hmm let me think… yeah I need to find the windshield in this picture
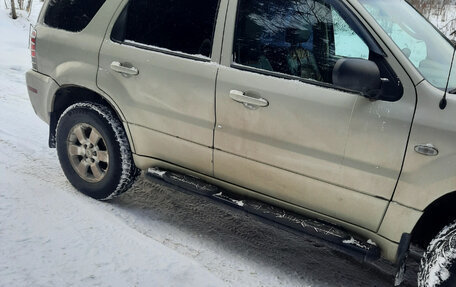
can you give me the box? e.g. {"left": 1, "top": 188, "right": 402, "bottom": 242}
{"left": 358, "top": 0, "right": 455, "bottom": 90}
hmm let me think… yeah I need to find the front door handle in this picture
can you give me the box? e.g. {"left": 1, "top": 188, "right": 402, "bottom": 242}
{"left": 110, "top": 61, "right": 139, "bottom": 75}
{"left": 229, "top": 90, "right": 269, "bottom": 108}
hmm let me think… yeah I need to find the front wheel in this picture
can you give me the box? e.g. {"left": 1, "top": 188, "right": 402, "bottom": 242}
{"left": 418, "top": 221, "right": 456, "bottom": 287}
{"left": 56, "top": 102, "right": 139, "bottom": 200}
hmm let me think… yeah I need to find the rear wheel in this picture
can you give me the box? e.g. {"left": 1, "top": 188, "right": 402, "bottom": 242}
{"left": 418, "top": 221, "right": 456, "bottom": 287}
{"left": 56, "top": 102, "right": 140, "bottom": 200}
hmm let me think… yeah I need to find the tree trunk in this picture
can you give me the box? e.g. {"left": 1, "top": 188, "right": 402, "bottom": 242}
{"left": 26, "top": 0, "right": 32, "bottom": 13}
{"left": 10, "top": 0, "right": 17, "bottom": 19}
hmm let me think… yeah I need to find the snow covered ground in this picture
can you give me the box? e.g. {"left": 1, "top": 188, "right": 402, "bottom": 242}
{"left": 0, "top": 4, "right": 225, "bottom": 287}
{"left": 0, "top": 2, "right": 439, "bottom": 287}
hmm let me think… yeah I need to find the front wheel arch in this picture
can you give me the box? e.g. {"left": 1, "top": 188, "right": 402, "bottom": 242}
{"left": 411, "top": 191, "right": 456, "bottom": 250}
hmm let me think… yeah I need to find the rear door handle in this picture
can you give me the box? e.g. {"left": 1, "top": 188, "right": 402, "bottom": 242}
{"left": 110, "top": 61, "right": 139, "bottom": 75}
{"left": 229, "top": 90, "right": 269, "bottom": 108}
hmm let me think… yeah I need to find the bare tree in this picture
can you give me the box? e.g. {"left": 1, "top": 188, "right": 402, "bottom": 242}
{"left": 10, "top": 0, "right": 17, "bottom": 19}
{"left": 26, "top": 0, "right": 32, "bottom": 13}
{"left": 8, "top": 0, "right": 35, "bottom": 19}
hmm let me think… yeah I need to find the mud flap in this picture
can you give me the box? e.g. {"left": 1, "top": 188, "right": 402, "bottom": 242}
{"left": 394, "top": 233, "right": 412, "bottom": 286}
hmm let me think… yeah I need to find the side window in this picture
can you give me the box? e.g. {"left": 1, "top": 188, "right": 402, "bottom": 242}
{"left": 362, "top": 4, "right": 426, "bottom": 68}
{"left": 113, "top": 0, "right": 220, "bottom": 58}
{"left": 233, "top": 0, "right": 371, "bottom": 84}
{"left": 333, "top": 10, "right": 369, "bottom": 59}
{"left": 44, "top": 0, "right": 105, "bottom": 32}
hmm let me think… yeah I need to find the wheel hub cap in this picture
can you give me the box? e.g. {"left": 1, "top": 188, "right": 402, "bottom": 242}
{"left": 67, "top": 123, "right": 109, "bottom": 183}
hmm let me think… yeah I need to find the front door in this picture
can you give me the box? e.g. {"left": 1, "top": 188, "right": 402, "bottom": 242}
{"left": 214, "top": 0, "right": 415, "bottom": 230}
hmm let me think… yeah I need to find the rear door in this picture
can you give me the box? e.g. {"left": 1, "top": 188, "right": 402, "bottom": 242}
{"left": 214, "top": 0, "right": 415, "bottom": 230}
{"left": 97, "top": 0, "right": 226, "bottom": 175}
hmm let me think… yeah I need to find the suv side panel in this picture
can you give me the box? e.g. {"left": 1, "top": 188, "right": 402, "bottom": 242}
{"left": 25, "top": 70, "right": 59, "bottom": 124}
{"left": 36, "top": 0, "right": 122, "bottom": 92}
{"left": 394, "top": 80, "right": 456, "bottom": 210}
{"left": 379, "top": 202, "right": 423, "bottom": 243}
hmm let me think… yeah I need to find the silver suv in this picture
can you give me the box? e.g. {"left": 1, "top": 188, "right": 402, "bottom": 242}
{"left": 26, "top": 0, "right": 456, "bottom": 285}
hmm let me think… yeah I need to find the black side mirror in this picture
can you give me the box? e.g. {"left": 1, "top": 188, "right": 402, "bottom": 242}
{"left": 332, "top": 58, "right": 382, "bottom": 100}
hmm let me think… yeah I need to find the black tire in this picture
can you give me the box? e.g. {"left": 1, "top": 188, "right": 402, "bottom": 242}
{"left": 418, "top": 221, "right": 456, "bottom": 287}
{"left": 56, "top": 102, "right": 140, "bottom": 200}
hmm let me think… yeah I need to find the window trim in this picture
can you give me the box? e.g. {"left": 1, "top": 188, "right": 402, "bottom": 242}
{"left": 231, "top": 0, "right": 385, "bottom": 61}
{"left": 231, "top": 0, "right": 385, "bottom": 63}
{"left": 114, "top": 40, "right": 212, "bottom": 63}
{"left": 43, "top": 0, "right": 106, "bottom": 33}
{"left": 231, "top": 62, "right": 364, "bottom": 96}
{"left": 109, "top": 0, "right": 221, "bottom": 63}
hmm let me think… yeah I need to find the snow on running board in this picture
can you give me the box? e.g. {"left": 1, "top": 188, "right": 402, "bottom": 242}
{"left": 148, "top": 168, "right": 167, "bottom": 178}
{"left": 213, "top": 192, "right": 245, "bottom": 207}
{"left": 343, "top": 237, "right": 369, "bottom": 249}
{"left": 367, "top": 239, "right": 377, "bottom": 246}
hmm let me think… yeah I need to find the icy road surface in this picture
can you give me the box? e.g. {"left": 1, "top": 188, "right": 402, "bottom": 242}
{"left": 0, "top": 3, "right": 420, "bottom": 287}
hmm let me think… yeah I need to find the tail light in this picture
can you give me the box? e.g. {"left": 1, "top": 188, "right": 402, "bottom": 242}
{"left": 30, "top": 27, "right": 37, "bottom": 70}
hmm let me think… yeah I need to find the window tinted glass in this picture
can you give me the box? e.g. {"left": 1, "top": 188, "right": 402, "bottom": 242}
{"left": 234, "top": 0, "right": 370, "bottom": 84}
{"left": 359, "top": 0, "right": 453, "bottom": 90}
{"left": 44, "top": 0, "right": 105, "bottom": 32}
{"left": 119, "top": 0, "right": 220, "bottom": 57}
{"left": 333, "top": 10, "right": 369, "bottom": 59}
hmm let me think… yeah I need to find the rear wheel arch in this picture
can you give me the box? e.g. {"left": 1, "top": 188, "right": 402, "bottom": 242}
{"left": 49, "top": 85, "right": 131, "bottom": 150}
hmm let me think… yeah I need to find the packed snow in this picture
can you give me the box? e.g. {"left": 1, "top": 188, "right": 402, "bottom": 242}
{"left": 342, "top": 237, "right": 368, "bottom": 249}
{"left": 2, "top": 1, "right": 452, "bottom": 286}
{"left": 213, "top": 192, "right": 245, "bottom": 207}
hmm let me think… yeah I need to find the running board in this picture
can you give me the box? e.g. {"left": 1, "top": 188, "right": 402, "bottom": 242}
{"left": 146, "top": 168, "right": 381, "bottom": 263}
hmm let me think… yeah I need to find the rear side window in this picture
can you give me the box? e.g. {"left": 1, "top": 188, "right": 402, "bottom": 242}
{"left": 112, "top": 0, "right": 220, "bottom": 57}
{"left": 44, "top": 0, "right": 105, "bottom": 32}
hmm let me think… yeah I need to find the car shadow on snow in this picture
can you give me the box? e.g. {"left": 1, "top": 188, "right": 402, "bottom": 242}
{"left": 109, "top": 174, "right": 419, "bottom": 287}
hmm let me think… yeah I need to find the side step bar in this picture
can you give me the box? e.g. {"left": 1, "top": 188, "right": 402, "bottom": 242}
{"left": 146, "top": 168, "right": 381, "bottom": 263}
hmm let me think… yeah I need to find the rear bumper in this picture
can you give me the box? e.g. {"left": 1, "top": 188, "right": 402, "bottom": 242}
{"left": 25, "top": 70, "right": 59, "bottom": 124}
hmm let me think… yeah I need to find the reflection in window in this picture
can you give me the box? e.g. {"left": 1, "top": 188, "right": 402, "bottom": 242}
{"left": 363, "top": 4, "right": 426, "bottom": 67}
{"left": 359, "top": 0, "right": 454, "bottom": 90}
{"left": 117, "top": 0, "right": 219, "bottom": 57}
{"left": 44, "top": 0, "right": 105, "bottom": 32}
{"left": 333, "top": 10, "right": 369, "bottom": 59}
{"left": 234, "top": 0, "right": 370, "bottom": 84}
